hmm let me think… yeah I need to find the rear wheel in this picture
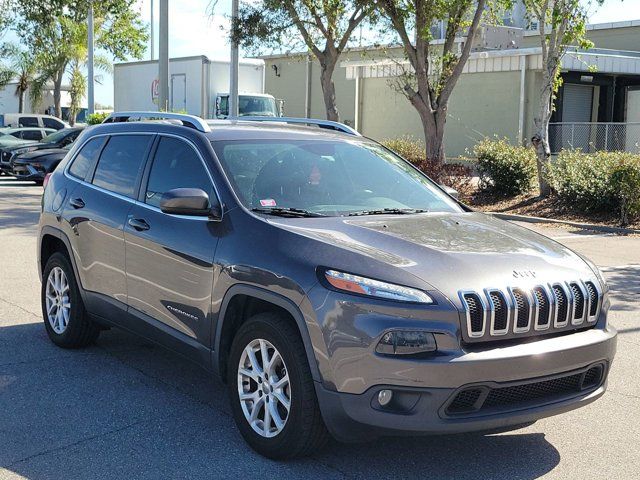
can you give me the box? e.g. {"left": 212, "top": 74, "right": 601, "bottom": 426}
{"left": 41, "top": 252, "right": 100, "bottom": 348}
{"left": 227, "top": 313, "right": 329, "bottom": 459}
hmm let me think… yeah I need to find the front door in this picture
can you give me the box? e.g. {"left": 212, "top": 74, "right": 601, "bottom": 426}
{"left": 170, "top": 74, "right": 187, "bottom": 112}
{"left": 124, "top": 135, "right": 220, "bottom": 343}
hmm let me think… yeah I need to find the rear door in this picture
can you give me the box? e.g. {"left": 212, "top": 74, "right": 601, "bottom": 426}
{"left": 63, "top": 133, "right": 154, "bottom": 304}
{"left": 124, "top": 135, "right": 219, "bottom": 342}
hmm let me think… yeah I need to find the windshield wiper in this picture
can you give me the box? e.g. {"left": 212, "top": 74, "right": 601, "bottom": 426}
{"left": 251, "top": 207, "right": 326, "bottom": 218}
{"left": 347, "top": 208, "right": 429, "bottom": 217}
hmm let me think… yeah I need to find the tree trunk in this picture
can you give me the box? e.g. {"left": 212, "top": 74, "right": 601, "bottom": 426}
{"left": 53, "top": 72, "right": 63, "bottom": 119}
{"left": 319, "top": 57, "right": 339, "bottom": 122}
{"left": 18, "top": 90, "right": 24, "bottom": 113}
{"left": 533, "top": 70, "right": 554, "bottom": 197}
{"left": 424, "top": 109, "right": 446, "bottom": 165}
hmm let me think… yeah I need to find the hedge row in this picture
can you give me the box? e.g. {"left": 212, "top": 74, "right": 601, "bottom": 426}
{"left": 548, "top": 150, "right": 640, "bottom": 226}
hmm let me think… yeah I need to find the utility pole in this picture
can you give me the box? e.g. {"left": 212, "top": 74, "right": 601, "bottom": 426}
{"left": 150, "top": 0, "right": 155, "bottom": 60}
{"left": 229, "top": 0, "right": 239, "bottom": 117}
{"left": 87, "top": 0, "right": 95, "bottom": 115}
{"left": 158, "top": 0, "right": 169, "bottom": 111}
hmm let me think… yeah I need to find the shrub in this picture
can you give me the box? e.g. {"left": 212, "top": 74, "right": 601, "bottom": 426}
{"left": 473, "top": 138, "right": 536, "bottom": 196}
{"left": 548, "top": 150, "right": 640, "bottom": 225}
{"left": 382, "top": 136, "right": 474, "bottom": 198}
{"left": 86, "top": 112, "right": 109, "bottom": 125}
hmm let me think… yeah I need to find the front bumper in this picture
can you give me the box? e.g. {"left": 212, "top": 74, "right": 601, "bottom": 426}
{"left": 315, "top": 326, "right": 616, "bottom": 441}
{"left": 11, "top": 163, "right": 45, "bottom": 181}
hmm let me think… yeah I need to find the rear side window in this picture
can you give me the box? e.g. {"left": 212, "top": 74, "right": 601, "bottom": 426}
{"left": 43, "top": 117, "right": 64, "bottom": 129}
{"left": 21, "top": 130, "right": 44, "bottom": 141}
{"left": 145, "top": 136, "right": 213, "bottom": 208}
{"left": 92, "top": 135, "right": 152, "bottom": 197}
{"left": 69, "top": 137, "right": 106, "bottom": 180}
{"left": 19, "top": 117, "right": 39, "bottom": 127}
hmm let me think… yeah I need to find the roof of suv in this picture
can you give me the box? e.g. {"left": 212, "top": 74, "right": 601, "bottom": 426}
{"left": 203, "top": 120, "right": 364, "bottom": 142}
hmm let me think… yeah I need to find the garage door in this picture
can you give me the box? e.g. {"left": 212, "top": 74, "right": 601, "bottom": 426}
{"left": 625, "top": 88, "right": 640, "bottom": 151}
{"left": 561, "top": 84, "right": 594, "bottom": 151}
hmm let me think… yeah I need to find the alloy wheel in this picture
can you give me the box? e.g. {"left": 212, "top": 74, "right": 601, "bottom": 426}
{"left": 237, "top": 338, "right": 291, "bottom": 438}
{"left": 45, "top": 266, "right": 71, "bottom": 334}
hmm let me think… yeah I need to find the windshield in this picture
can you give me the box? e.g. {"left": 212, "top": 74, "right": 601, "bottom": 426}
{"left": 212, "top": 139, "right": 462, "bottom": 216}
{"left": 42, "top": 129, "right": 70, "bottom": 143}
{"left": 238, "top": 96, "right": 277, "bottom": 117}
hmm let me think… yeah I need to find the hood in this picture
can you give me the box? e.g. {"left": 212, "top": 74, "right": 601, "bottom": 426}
{"left": 268, "top": 212, "right": 594, "bottom": 299}
{"left": 15, "top": 148, "right": 67, "bottom": 163}
{"left": 0, "top": 137, "right": 33, "bottom": 148}
{"left": 6, "top": 141, "right": 47, "bottom": 152}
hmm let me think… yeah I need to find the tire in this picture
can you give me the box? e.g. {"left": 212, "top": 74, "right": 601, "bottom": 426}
{"left": 227, "top": 312, "right": 329, "bottom": 459}
{"left": 41, "top": 252, "right": 100, "bottom": 348}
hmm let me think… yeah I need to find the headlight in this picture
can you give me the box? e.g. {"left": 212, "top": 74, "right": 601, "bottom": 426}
{"left": 13, "top": 147, "right": 32, "bottom": 155}
{"left": 323, "top": 269, "right": 433, "bottom": 304}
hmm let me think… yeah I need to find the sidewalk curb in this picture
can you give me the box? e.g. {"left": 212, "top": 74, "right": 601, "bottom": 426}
{"left": 490, "top": 212, "right": 640, "bottom": 235}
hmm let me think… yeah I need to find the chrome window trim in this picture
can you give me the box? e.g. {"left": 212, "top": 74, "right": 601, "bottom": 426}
{"left": 459, "top": 290, "right": 487, "bottom": 338}
{"left": 484, "top": 288, "right": 510, "bottom": 336}
{"left": 63, "top": 131, "right": 223, "bottom": 223}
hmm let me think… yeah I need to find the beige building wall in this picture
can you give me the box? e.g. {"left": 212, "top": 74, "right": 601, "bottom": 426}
{"left": 264, "top": 53, "right": 525, "bottom": 158}
{"left": 521, "top": 24, "right": 640, "bottom": 50}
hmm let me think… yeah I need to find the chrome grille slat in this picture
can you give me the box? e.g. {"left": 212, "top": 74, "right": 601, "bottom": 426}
{"left": 460, "top": 279, "right": 602, "bottom": 342}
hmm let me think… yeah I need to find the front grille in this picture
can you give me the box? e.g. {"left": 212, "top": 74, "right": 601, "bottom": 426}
{"left": 512, "top": 289, "right": 529, "bottom": 330}
{"left": 446, "top": 388, "right": 482, "bottom": 414}
{"left": 489, "top": 291, "right": 508, "bottom": 332}
{"left": 584, "top": 281, "right": 599, "bottom": 318}
{"left": 445, "top": 364, "right": 605, "bottom": 416}
{"left": 533, "top": 287, "right": 550, "bottom": 327}
{"left": 570, "top": 283, "right": 586, "bottom": 321}
{"left": 462, "top": 293, "right": 485, "bottom": 336}
{"left": 552, "top": 284, "right": 569, "bottom": 325}
{"left": 460, "top": 280, "right": 601, "bottom": 342}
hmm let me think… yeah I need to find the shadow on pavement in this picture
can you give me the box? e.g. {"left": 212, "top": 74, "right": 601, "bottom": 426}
{"left": 605, "top": 266, "right": 640, "bottom": 312}
{"left": 0, "top": 186, "right": 42, "bottom": 234}
{"left": 0, "top": 322, "right": 561, "bottom": 480}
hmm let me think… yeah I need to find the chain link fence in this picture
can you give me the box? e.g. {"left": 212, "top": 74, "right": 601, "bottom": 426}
{"left": 549, "top": 122, "right": 640, "bottom": 154}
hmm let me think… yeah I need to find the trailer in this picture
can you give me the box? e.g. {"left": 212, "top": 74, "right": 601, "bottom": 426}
{"left": 114, "top": 55, "right": 280, "bottom": 118}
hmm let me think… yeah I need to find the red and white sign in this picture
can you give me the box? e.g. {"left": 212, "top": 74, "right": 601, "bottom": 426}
{"left": 151, "top": 79, "right": 160, "bottom": 104}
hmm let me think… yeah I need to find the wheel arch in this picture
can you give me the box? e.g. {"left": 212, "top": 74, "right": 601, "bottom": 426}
{"left": 39, "top": 227, "right": 86, "bottom": 301}
{"left": 213, "top": 284, "right": 321, "bottom": 384}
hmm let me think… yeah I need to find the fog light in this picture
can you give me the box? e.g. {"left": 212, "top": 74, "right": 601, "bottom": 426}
{"left": 376, "top": 331, "right": 437, "bottom": 355}
{"left": 378, "top": 389, "right": 393, "bottom": 406}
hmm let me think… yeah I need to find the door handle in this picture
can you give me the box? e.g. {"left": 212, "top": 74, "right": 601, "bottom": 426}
{"left": 128, "top": 217, "right": 150, "bottom": 231}
{"left": 69, "top": 197, "right": 85, "bottom": 209}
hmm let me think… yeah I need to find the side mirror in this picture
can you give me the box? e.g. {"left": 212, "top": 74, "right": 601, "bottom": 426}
{"left": 441, "top": 185, "right": 459, "bottom": 200}
{"left": 160, "top": 188, "right": 222, "bottom": 220}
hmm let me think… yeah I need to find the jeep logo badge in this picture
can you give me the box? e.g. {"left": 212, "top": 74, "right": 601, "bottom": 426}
{"left": 513, "top": 270, "right": 536, "bottom": 279}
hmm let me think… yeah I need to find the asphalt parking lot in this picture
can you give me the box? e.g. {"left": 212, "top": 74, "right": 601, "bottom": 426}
{"left": 0, "top": 176, "right": 638, "bottom": 480}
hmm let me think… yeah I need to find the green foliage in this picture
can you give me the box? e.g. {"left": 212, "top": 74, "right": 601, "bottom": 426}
{"left": 474, "top": 138, "right": 536, "bottom": 196}
{"left": 16, "top": 0, "right": 146, "bottom": 117}
{"left": 382, "top": 136, "right": 474, "bottom": 197}
{"left": 548, "top": 150, "right": 640, "bottom": 226}
{"left": 86, "top": 112, "right": 109, "bottom": 125}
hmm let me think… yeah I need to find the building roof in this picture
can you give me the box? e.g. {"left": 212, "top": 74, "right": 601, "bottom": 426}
{"left": 341, "top": 47, "right": 640, "bottom": 78}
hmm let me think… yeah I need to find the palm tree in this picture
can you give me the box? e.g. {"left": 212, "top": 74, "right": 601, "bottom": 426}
{"left": 29, "top": 17, "right": 110, "bottom": 121}
{"left": 12, "top": 50, "right": 38, "bottom": 113}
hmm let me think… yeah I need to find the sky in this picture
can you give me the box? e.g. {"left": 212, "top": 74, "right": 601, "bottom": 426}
{"left": 16, "top": 0, "right": 640, "bottom": 106}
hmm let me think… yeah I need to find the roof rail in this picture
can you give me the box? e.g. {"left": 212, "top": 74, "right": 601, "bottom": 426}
{"left": 227, "top": 116, "right": 361, "bottom": 136}
{"left": 103, "top": 111, "right": 211, "bottom": 133}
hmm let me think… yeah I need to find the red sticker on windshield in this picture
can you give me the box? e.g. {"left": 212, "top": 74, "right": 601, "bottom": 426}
{"left": 260, "top": 198, "right": 277, "bottom": 207}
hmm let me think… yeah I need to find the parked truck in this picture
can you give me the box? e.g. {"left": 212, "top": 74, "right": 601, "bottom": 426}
{"left": 113, "top": 55, "right": 281, "bottom": 118}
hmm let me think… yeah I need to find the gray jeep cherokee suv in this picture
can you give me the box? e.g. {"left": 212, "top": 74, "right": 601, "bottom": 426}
{"left": 38, "top": 113, "right": 617, "bottom": 459}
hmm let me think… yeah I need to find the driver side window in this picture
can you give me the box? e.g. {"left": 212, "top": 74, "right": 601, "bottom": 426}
{"left": 145, "top": 136, "right": 214, "bottom": 208}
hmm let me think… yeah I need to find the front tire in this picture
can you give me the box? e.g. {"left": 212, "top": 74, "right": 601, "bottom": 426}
{"left": 41, "top": 252, "right": 100, "bottom": 348}
{"left": 227, "top": 313, "right": 329, "bottom": 459}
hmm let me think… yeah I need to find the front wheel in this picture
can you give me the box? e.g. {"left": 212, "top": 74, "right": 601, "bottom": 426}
{"left": 227, "top": 313, "right": 329, "bottom": 459}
